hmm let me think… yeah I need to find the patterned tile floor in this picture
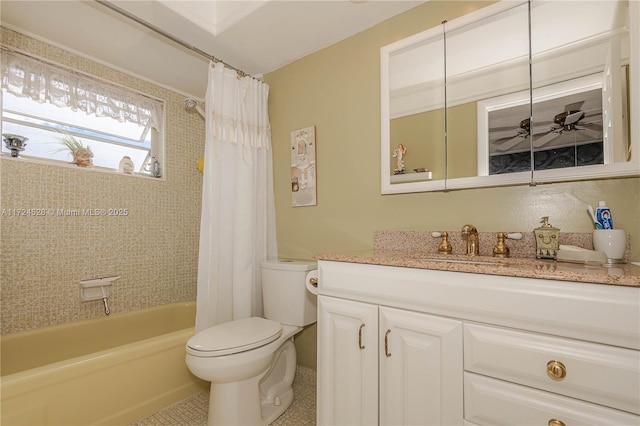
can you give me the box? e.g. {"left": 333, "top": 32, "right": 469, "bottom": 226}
{"left": 130, "top": 366, "right": 316, "bottom": 426}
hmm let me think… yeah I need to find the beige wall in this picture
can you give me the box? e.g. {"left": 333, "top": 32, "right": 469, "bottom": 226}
{"left": 390, "top": 101, "right": 478, "bottom": 180}
{"left": 265, "top": 1, "right": 640, "bottom": 369}
{"left": 391, "top": 110, "right": 445, "bottom": 180}
{"left": 447, "top": 102, "right": 478, "bottom": 179}
{"left": 0, "top": 29, "right": 205, "bottom": 334}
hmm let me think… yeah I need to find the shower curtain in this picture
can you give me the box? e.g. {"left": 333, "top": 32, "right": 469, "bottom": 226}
{"left": 195, "top": 62, "right": 277, "bottom": 333}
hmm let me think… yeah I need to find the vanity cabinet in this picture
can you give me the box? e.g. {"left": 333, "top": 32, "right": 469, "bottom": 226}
{"left": 316, "top": 260, "right": 640, "bottom": 426}
{"left": 317, "top": 296, "right": 463, "bottom": 425}
{"left": 317, "top": 296, "right": 378, "bottom": 425}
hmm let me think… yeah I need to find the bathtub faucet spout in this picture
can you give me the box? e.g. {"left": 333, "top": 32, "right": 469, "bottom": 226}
{"left": 100, "top": 286, "right": 111, "bottom": 315}
{"left": 79, "top": 276, "right": 118, "bottom": 315}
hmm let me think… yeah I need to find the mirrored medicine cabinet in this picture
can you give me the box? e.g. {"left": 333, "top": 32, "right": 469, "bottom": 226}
{"left": 381, "top": 0, "right": 640, "bottom": 194}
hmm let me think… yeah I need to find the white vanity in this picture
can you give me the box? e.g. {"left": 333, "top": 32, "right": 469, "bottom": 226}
{"left": 315, "top": 258, "right": 640, "bottom": 425}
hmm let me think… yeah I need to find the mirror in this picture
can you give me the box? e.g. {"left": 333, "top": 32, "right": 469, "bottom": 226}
{"left": 381, "top": 0, "right": 639, "bottom": 194}
{"left": 382, "top": 31, "right": 446, "bottom": 191}
{"left": 445, "top": 2, "right": 530, "bottom": 185}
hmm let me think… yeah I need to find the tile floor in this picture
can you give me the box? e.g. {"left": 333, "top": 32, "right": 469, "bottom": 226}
{"left": 130, "top": 366, "right": 316, "bottom": 426}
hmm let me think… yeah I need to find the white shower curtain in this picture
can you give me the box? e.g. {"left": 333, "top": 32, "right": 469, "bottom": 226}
{"left": 195, "top": 62, "right": 278, "bottom": 333}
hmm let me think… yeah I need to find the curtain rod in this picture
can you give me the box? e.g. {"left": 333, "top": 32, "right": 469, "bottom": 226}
{"left": 94, "top": 0, "right": 258, "bottom": 80}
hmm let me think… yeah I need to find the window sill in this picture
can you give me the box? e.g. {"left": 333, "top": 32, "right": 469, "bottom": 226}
{"left": 0, "top": 153, "right": 165, "bottom": 181}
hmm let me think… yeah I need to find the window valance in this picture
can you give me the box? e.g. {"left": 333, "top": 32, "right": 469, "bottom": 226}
{"left": 206, "top": 62, "right": 271, "bottom": 149}
{"left": 1, "top": 49, "right": 162, "bottom": 132}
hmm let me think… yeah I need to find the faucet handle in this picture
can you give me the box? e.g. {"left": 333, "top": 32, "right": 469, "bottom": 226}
{"left": 492, "top": 232, "right": 522, "bottom": 258}
{"left": 432, "top": 231, "right": 452, "bottom": 254}
{"left": 493, "top": 232, "right": 510, "bottom": 258}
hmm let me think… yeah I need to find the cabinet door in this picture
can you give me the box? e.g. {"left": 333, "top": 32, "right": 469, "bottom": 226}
{"left": 317, "top": 296, "right": 378, "bottom": 426}
{"left": 379, "top": 306, "right": 464, "bottom": 426}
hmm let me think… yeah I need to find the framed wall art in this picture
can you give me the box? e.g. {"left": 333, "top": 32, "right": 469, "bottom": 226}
{"left": 290, "top": 126, "right": 317, "bottom": 207}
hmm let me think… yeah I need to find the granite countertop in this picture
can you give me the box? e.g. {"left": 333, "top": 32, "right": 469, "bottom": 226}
{"left": 313, "top": 250, "right": 640, "bottom": 287}
{"left": 314, "top": 230, "right": 640, "bottom": 287}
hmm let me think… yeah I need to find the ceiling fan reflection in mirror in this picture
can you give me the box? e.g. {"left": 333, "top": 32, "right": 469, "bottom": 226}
{"left": 533, "top": 101, "right": 603, "bottom": 147}
{"left": 490, "top": 90, "right": 603, "bottom": 154}
{"left": 490, "top": 118, "right": 532, "bottom": 152}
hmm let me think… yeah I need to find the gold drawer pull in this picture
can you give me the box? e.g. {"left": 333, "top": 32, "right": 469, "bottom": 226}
{"left": 384, "top": 329, "right": 391, "bottom": 357}
{"left": 548, "top": 418, "right": 566, "bottom": 426}
{"left": 358, "top": 323, "right": 365, "bottom": 350}
{"left": 546, "top": 360, "right": 567, "bottom": 380}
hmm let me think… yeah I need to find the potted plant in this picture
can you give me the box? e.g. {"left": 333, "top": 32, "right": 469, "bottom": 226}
{"left": 56, "top": 133, "right": 94, "bottom": 168}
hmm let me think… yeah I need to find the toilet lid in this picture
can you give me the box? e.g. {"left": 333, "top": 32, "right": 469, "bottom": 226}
{"left": 187, "top": 317, "right": 282, "bottom": 356}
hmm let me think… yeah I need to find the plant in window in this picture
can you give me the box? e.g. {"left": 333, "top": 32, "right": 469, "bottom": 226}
{"left": 55, "top": 134, "right": 94, "bottom": 168}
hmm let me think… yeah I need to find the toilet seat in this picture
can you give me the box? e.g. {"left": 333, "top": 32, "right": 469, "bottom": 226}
{"left": 187, "top": 317, "right": 282, "bottom": 357}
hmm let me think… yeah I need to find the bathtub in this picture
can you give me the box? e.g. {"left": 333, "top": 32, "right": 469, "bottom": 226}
{"left": 1, "top": 302, "right": 207, "bottom": 426}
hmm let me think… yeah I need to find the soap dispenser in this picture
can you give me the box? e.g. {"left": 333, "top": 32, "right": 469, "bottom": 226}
{"left": 534, "top": 216, "right": 560, "bottom": 260}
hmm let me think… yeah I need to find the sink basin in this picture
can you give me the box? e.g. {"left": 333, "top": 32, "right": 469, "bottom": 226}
{"left": 412, "top": 257, "right": 503, "bottom": 266}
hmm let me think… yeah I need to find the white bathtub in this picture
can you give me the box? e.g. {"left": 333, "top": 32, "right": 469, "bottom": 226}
{"left": 1, "top": 302, "right": 207, "bottom": 426}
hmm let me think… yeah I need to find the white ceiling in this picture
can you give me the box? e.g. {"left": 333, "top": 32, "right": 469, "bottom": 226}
{"left": 0, "top": 0, "right": 424, "bottom": 99}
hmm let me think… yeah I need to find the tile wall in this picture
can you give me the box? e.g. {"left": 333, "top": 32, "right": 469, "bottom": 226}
{"left": 0, "top": 28, "right": 205, "bottom": 333}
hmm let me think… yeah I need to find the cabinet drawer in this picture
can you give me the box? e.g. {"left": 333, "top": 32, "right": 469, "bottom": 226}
{"left": 464, "top": 372, "right": 640, "bottom": 426}
{"left": 464, "top": 323, "right": 640, "bottom": 414}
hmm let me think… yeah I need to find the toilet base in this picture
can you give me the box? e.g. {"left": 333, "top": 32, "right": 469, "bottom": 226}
{"left": 206, "top": 338, "right": 297, "bottom": 426}
{"left": 260, "top": 339, "right": 297, "bottom": 424}
{"left": 208, "top": 375, "right": 264, "bottom": 426}
{"left": 261, "top": 387, "right": 293, "bottom": 425}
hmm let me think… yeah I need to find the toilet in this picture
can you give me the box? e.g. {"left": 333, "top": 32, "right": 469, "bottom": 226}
{"left": 185, "top": 259, "right": 317, "bottom": 426}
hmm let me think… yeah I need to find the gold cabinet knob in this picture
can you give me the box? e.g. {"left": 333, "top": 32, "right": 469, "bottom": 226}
{"left": 548, "top": 419, "right": 566, "bottom": 426}
{"left": 546, "top": 360, "right": 566, "bottom": 380}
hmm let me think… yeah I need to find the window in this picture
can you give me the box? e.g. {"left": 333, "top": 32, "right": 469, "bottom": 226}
{"left": 1, "top": 48, "right": 164, "bottom": 177}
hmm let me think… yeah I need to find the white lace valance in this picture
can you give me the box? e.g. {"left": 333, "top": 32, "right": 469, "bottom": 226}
{"left": 205, "top": 62, "right": 271, "bottom": 149}
{"left": 1, "top": 49, "right": 163, "bottom": 132}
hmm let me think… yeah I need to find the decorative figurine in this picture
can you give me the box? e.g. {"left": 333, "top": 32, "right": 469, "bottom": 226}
{"left": 3, "top": 134, "right": 28, "bottom": 157}
{"left": 392, "top": 143, "right": 406, "bottom": 174}
{"left": 150, "top": 156, "right": 161, "bottom": 178}
{"left": 119, "top": 156, "right": 134, "bottom": 174}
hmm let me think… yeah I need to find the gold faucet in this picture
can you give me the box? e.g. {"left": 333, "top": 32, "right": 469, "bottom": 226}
{"left": 461, "top": 224, "right": 479, "bottom": 256}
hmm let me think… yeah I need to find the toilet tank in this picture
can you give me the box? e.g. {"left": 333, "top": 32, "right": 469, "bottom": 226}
{"left": 261, "top": 259, "right": 317, "bottom": 327}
